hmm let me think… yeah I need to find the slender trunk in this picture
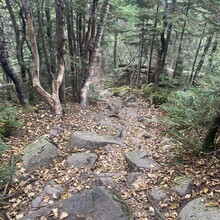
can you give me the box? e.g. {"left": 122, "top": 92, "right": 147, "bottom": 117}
{"left": 208, "top": 37, "right": 218, "bottom": 73}
{"left": 80, "top": 0, "right": 110, "bottom": 108}
{"left": 192, "top": 35, "right": 213, "bottom": 84}
{"left": 0, "top": 14, "right": 28, "bottom": 107}
{"left": 21, "top": 0, "right": 65, "bottom": 115}
{"left": 113, "top": 32, "right": 118, "bottom": 68}
{"left": 161, "top": 0, "right": 176, "bottom": 71}
{"left": 189, "top": 22, "right": 207, "bottom": 84}
{"left": 55, "top": 0, "right": 66, "bottom": 105}
{"left": 5, "top": 0, "right": 30, "bottom": 81}
{"left": 148, "top": 3, "right": 159, "bottom": 83}
{"left": 137, "top": 23, "right": 144, "bottom": 88}
{"left": 173, "top": 0, "right": 190, "bottom": 78}
{"left": 45, "top": 0, "right": 56, "bottom": 77}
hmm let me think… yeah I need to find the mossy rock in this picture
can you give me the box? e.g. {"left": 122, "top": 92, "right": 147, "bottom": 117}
{"left": 149, "top": 92, "right": 168, "bottom": 105}
{"left": 113, "top": 86, "right": 131, "bottom": 97}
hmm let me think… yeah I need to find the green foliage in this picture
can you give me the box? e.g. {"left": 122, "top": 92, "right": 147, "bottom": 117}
{"left": 113, "top": 85, "right": 131, "bottom": 96}
{"left": 149, "top": 92, "right": 168, "bottom": 105}
{"left": 142, "top": 84, "right": 156, "bottom": 98}
{"left": 0, "top": 138, "right": 10, "bottom": 185}
{"left": 0, "top": 104, "right": 22, "bottom": 137}
{"left": 88, "top": 83, "right": 101, "bottom": 103}
{"left": 142, "top": 84, "right": 169, "bottom": 105}
{"left": 161, "top": 74, "right": 220, "bottom": 150}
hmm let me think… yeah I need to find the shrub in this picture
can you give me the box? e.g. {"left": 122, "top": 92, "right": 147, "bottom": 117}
{"left": 0, "top": 104, "right": 22, "bottom": 137}
{"left": 161, "top": 74, "right": 220, "bottom": 151}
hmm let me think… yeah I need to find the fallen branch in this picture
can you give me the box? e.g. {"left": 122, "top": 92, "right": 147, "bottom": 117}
{"left": 0, "top": 83, "right": 14, "bottom": 90}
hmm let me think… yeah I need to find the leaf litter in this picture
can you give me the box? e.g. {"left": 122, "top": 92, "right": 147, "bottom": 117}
{"left": 0, "top": 94, "right": 220, "bottom": 219}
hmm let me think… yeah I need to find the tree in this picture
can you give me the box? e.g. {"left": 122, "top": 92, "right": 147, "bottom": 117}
{"left": 80, "top": 0, "right": 110, "bottom": 108}
{"left": 0, "top": 13, "right": 28, "bottom": 107}
{"left": 20, "top": 0, "right": 65, "bottom": 115}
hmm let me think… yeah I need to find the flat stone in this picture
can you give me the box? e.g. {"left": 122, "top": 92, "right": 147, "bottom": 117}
{"left": 19, "top": 187, "right": 134, "bottom": 220}
{"left": 31, "top": 184, "right": 63, "bottom": 208}
{"left": 130, "top": 137, "right": 141, "bottom": 145}
{"left": 22, "top": 136, "right": 59, "bottom": 172}
{"left": 96, "top": 173, "right": 121, "bottom": 186}
{"left": 49, "top": 127, "right": 64, "bottom": 138}
{"left": 170, "top": 175, "right": 193, "bottom": 196}
{"left": 66, "top": 152, "right": 98, "bottom": 168}
{"left": 150, "top": 186, "right": 168, "bottom": 201}
{"left": 124, "top": 150, "right": 161, "bottom": 170}
{"left": 179, "top": 197, "right": 220, "bottom": 220}
{"left": 126, "top": 172, "right": 143, "bottom": 184}
{"left": 68, "top": 131, "right": 123, "bottom": 151}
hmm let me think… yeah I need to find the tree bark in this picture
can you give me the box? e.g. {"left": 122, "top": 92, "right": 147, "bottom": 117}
{"left": 80, "top": 0, "right": 110, "bottom": 108}
{"left": 189, "top": 22, "right": 207, "bottom": 84}
{"left": 0, "top": 14, "right": 28, "bottom": 107}
{"left": 173, "top": 0, "right": 191, "bottom": 78}
{"left": 191, "top": 34, "right": 213, "bottom": 84}
{"left": 148, "top": 3, "right": 159, "bottom": 83}
{"left": 21, "top": 0, "right": 65, "bottom": 115}
{"left": 5, "top": 0, "right": 30, "bottom": 81}
{"left": 202, "top": 106, "right": 220, "bottom": 152}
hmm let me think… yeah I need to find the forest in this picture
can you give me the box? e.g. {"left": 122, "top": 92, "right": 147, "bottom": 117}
{"left": 0, "top": 0, "right": 220, "bottom": 219}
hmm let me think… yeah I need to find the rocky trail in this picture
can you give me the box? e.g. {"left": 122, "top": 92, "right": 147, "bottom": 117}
{"left": 1, "top": 91, "right": 220, "bottom": 220}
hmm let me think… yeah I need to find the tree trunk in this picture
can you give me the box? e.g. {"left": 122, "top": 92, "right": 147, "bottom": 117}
{"left": 173, "top": 0, "right": 191, "bottom": 79}
{"left": 21, "top": 0, "right": 65, "bottom": 115}
{"left": 202, "top": 106, "right": 220, "bottom": 152}
{"left": 208, "top": 37, "right": 218, "bottom": 73}
{"left": 0, "top": 14, "right": 28, "bottom": 107}
{"left": 113, "top": 32, "right": 118, "bottom": 68}
{"left": 80, "top": 0, "right": 110, "bottom": 108}
{"left": 189, "top": 22, "right": 207, "bottom": 84}
{"left": 161, "top": 0, "right": 176, "bottom": 71}
{"left": 191, "top": 34, "right": 213, "bottom": 84}
{"left": 148, "top": 3, "right": 159, "bottom": 83}
{"left": 5, "top": 0, "right": 30, "bottom": 81}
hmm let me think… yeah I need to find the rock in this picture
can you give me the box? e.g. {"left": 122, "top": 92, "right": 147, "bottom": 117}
{"left": 49, "top": 127, "right": 63, "bottom": 138}
{"left": 179, "top": 197, "right": 220, "bottom": 220}
{"left": 31, "top": 184, "right": 63, "bottom": 208}
{"left": 19, "top": 187, "right": 134, "bottom": 220}
{"left": 123, "top": 95, "right": 137, "bottom": 107}
{"left": 96, "top": 173, "right": 121, "bottom": 186}
{"left": 124, "top": 108, "right": 138, "bottom": 118}
{"left": 124, "top": 150, "right": 160, "bottom": 170}
{"left": 66, "top": 152, "right": 98, "bottom": 168}
{"left": 68, "top": 131, "right": 123, "bottom": 151}
{"left": 96, "top": 121, "right": 124, "bottom": 131}
{"left": 126, "top": 172, "right": 143, "bottom": 185}
{"left": 150, "top": 186, "right": 168, "bottom": 202}
{"left": 170, "top": 175, "right": 193, "bottom": 196}
{"left": 130, "top": 137, "right": 141, "bottom": 145}
{"left": 22, "top": 136, "right": 59, "bottom": 172}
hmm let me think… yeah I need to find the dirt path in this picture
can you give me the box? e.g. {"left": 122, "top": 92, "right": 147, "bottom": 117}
{"left": 4, "top": 93, "right": 220, "bottom": 219}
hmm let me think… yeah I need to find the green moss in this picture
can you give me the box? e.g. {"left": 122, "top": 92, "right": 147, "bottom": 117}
{"left": 108, "top": 189, "right": 134, "bottom": 219}
{"left": 113, "top": 85, "right": 131, "bottom": 96}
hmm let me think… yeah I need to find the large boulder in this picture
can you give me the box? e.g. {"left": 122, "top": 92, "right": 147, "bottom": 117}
{"left": 66, "top": 152, "right": 98, "bottom": 168}
{"left": 124, "top": 150, "right": 161, "bottom": 170}
{"left": 179, "top": 197, "right": 220, "bottom": 220}
{"left": 19, "top": 187, "right": 134, "bottom": 220}
{"left": 68, "top": 131, "right": 123, "bottom": 151}
{"left": 22, "top": 136, "right": 59, "bottom": 171}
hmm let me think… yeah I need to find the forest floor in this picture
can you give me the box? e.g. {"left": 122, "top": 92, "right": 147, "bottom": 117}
{"left": 1, "top": 91, "right": 220, "bottom": 219}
